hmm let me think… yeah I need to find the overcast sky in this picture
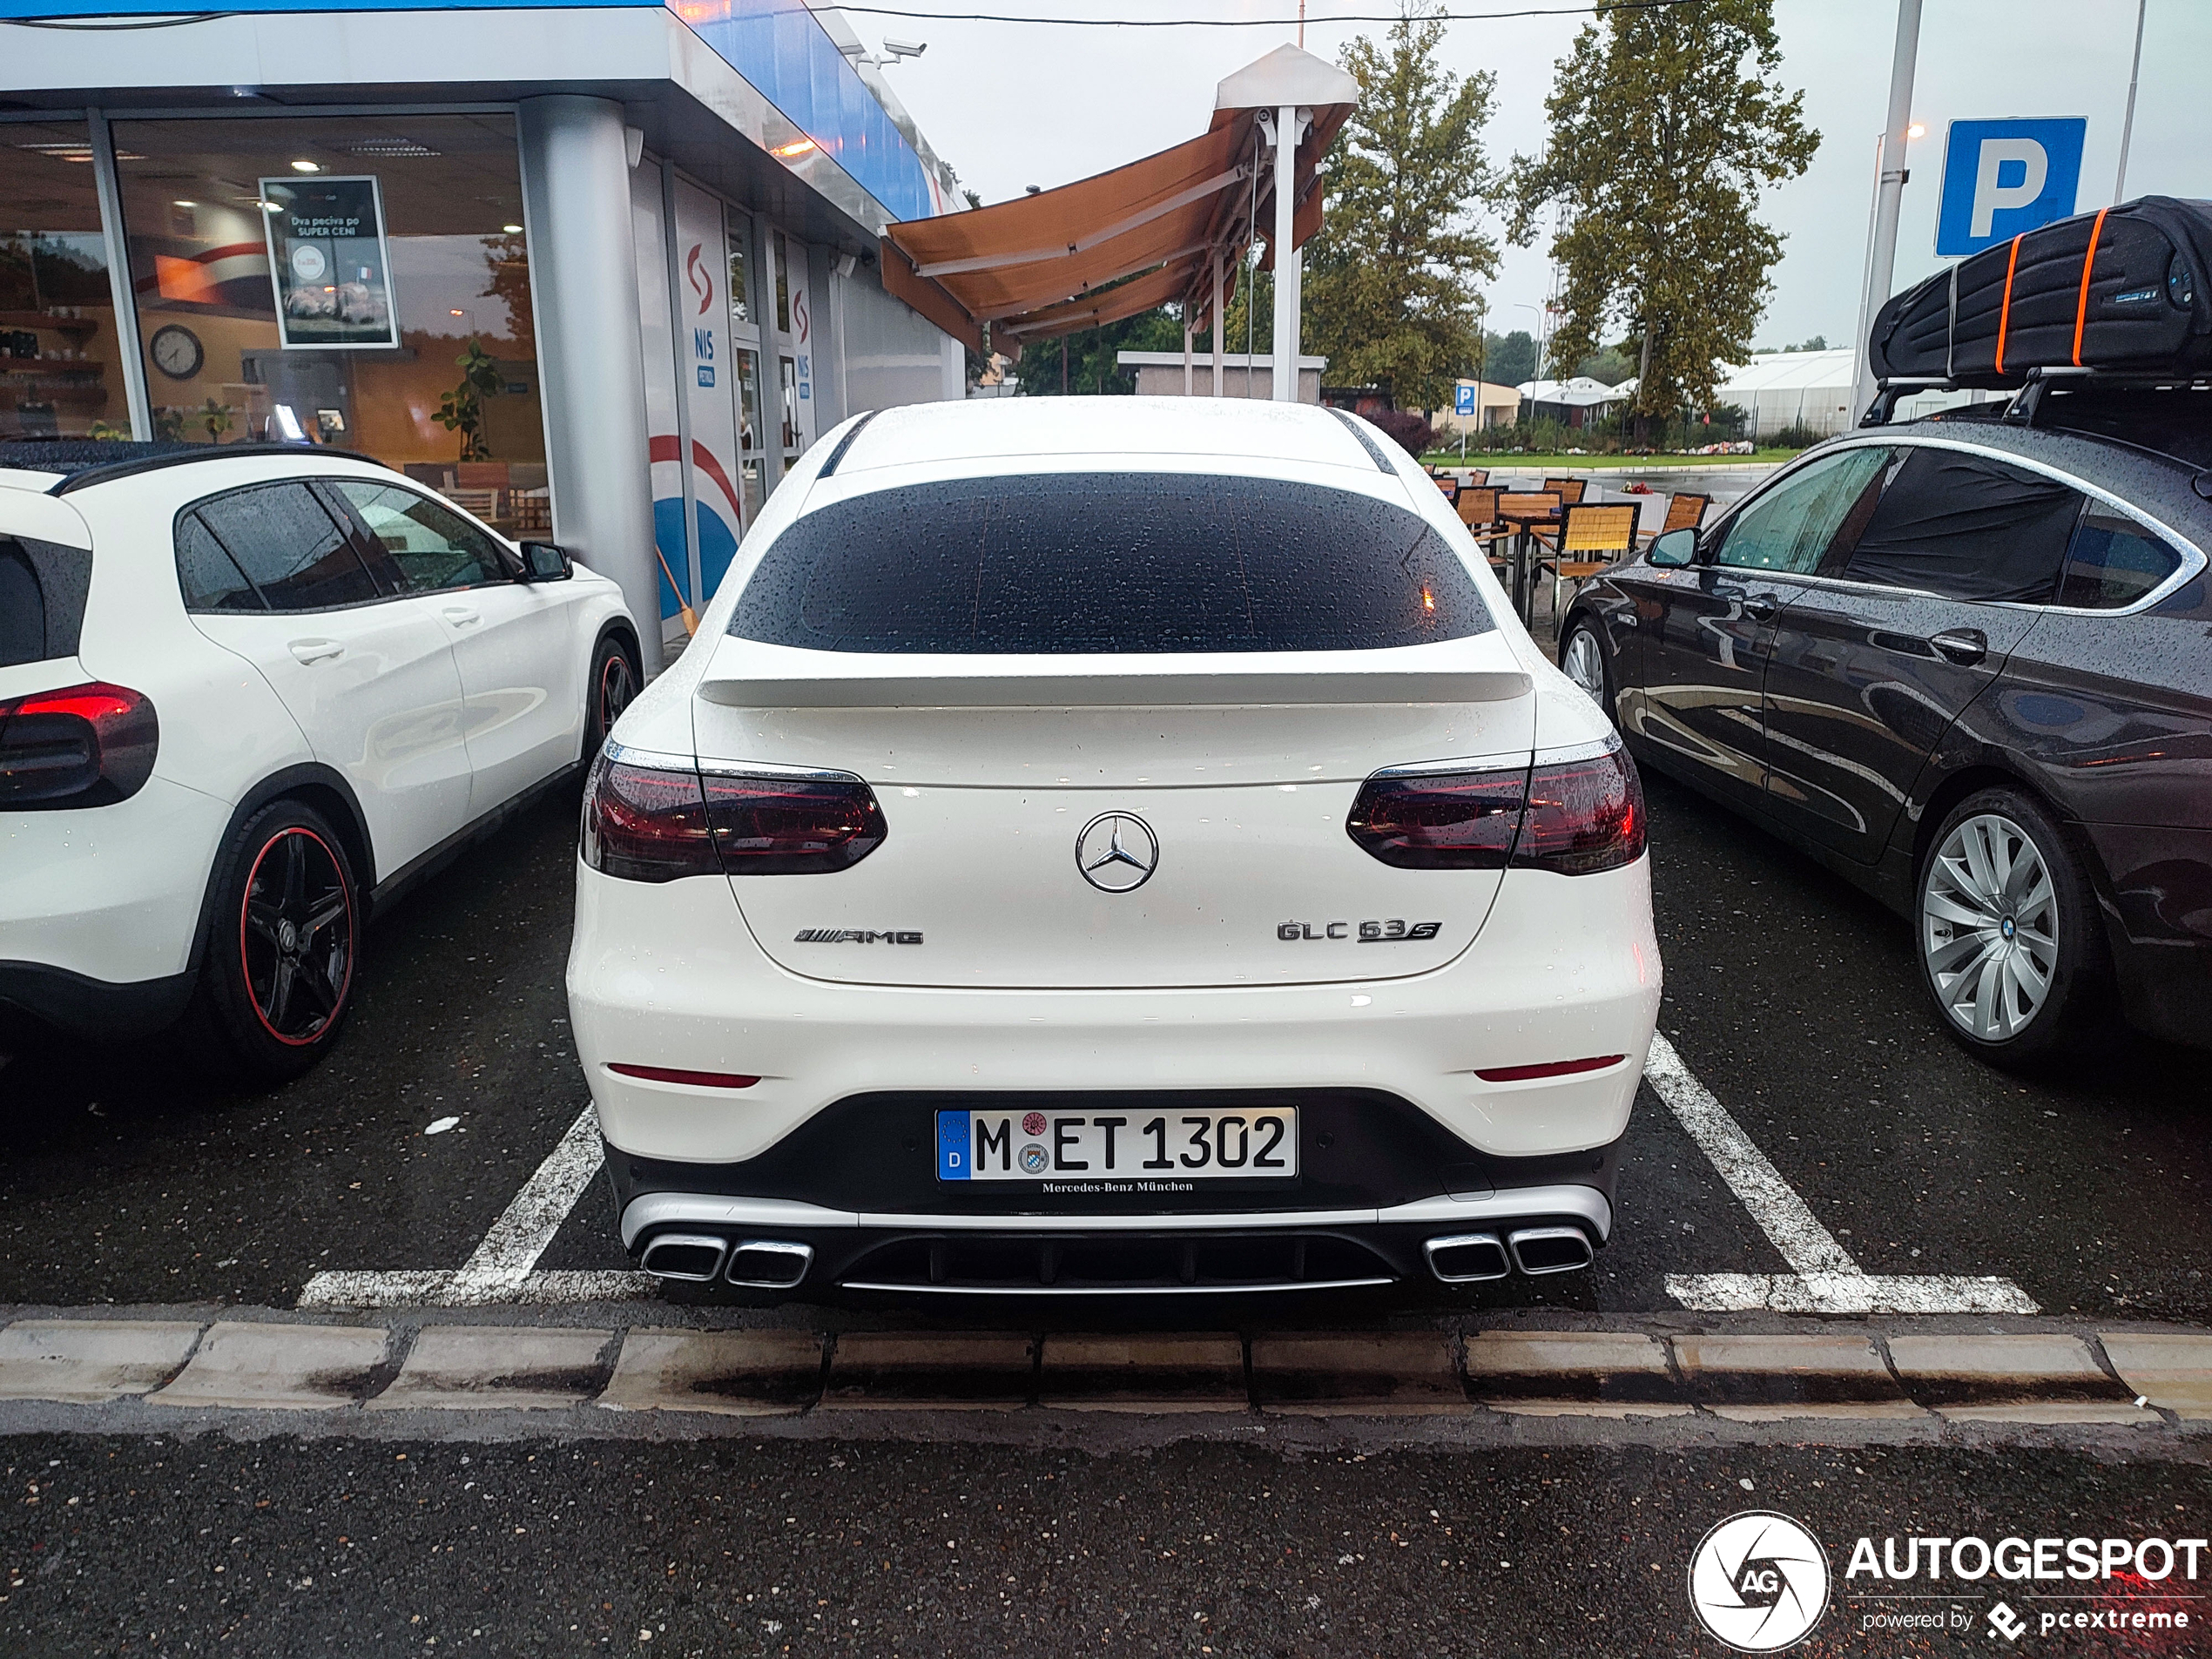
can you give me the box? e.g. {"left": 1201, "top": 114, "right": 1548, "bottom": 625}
{"left": 836, "top": 0, "right": 2212, "bottom": 360}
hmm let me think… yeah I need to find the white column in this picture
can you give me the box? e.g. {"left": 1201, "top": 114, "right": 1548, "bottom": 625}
{"left": 1270, "top": 104, "right": 1300, "bottom": 402}
{"left": 519, "top": 96, "right": 664, "bottom": 673}
{"left": 1183, "top": 320, "right": 1193, "bottom": 395}
{"left": 1211, "top": 252, "right": 1225, "bottom": 397}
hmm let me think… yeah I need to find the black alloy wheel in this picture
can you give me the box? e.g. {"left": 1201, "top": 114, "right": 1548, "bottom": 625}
{"left": 586, "top": 635, "right": 640, "bottom": 760}
{"left": 185, "top": 799, "right": 361, "bottom": 1082}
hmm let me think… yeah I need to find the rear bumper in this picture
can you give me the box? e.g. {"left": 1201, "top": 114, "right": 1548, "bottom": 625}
{"left": 2084, "top": 821, "right": 2212, "bottom": 1049}
{"left": 565, "top": 853, "right": 1663, "bottom": 1167}
{"left": 0, "top": 959, "right": 193, "bottom": 1040}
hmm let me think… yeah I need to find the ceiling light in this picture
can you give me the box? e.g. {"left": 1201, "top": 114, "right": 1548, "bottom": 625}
{"left": 771, "top": 138, "right": 818, "bottom": 159}
{"left": 502, "top": 223, "right": 523, "bottom": 234}
{"left": 1906, "top": 123, "right": 1926, "bottom": 139}
{"left": 290, "top": 159, "right": 320, "bottom": 173}
{"left": 173, "top": 199, "right": 195, "bottom": 208}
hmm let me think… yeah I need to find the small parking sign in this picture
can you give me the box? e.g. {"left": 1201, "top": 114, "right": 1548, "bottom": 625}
{"left": 1935, "top": 118, "right": 2087, "bottom": 257}
{"left": 1453, "top": 382, "right": 1476, "bottom": 417}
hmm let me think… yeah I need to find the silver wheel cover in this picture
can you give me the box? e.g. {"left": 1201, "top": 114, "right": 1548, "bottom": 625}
{"left": 1921, "top": 812, "right": 2058, "bottom": 1042}
{"left": 1561, "top": 627, "right": 1608, "bottom": 709}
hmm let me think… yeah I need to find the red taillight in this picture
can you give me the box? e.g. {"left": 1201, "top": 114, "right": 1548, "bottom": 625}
{"left": 607, "top": 1063, "right": 760, "bottom": 1089}
{"left": 1345, "top": 741, "right": 1644, "bottom": 876}
{"left": 582, "top": 752, "right": 886, "bottom": 883}
{"left": 1344, "top": 768, "right": 1522, "bottom": 869}
{"left": 1516, "top": 747, "right": 1644, "bottom": 875}
{"left": 0, "top": 681, "right": 158, "bottom": 809}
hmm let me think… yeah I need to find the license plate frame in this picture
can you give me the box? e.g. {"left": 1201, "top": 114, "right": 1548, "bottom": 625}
{"left": 936, "top": 1106, "right": 1298, "bottom": 1184}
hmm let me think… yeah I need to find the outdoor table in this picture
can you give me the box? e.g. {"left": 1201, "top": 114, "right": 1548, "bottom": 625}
{"left": 1494, "top": 495, "right": 1564, "bottom": 624}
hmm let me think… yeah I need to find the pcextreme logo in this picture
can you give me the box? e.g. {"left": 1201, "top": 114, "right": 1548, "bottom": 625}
{"left": 1689, "top": 1512, "right": 1831, "bottom": 1651}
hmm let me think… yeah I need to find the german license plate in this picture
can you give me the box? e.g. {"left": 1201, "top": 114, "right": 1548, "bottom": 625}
{"left": 936, "top": 1107, "right": 1298, "bottom": 1184}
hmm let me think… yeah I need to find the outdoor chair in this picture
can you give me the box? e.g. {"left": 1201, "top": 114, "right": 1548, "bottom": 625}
{"left": 1460, "top": 468, "right": 1489, "bottom": 489}
{"left": 1455, "top": 486, "right": 1501, "bottom": 531}
{"left": 1534, "top": 502, "right": 1639, "bottom": 625}
{"left": 1430, "top": 471, "right": 1460, "bottom": 503}
{"left": 1474, "top": 489, "right": 1558, "bottom": 581}
{"left": 1635, "top": 490, "right": 1711, "bottom": 550}
{"left": 1541, "top": 475, "right": 1588, "bottom": 505}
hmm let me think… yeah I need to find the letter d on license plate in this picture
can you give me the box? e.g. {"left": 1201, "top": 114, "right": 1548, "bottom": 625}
{"left": 936, "top": 1108, "right": 1297, "bottom": 1182}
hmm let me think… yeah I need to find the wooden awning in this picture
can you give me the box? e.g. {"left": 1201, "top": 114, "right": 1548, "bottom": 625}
{"left": 879, "top": 46, "right": 1353, "bottom": 358}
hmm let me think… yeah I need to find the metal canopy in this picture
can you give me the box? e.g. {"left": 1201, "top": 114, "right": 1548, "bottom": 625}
{"left": 879, "top": 43, "right": 1354, "bottom": 383}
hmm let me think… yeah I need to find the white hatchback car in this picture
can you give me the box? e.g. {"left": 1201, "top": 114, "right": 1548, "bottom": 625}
{"left": 0, "top": 442, "right": 637, "bottom": 1080}
{"left": 569, "top": 398, "right": 1660, "bottom": 1298}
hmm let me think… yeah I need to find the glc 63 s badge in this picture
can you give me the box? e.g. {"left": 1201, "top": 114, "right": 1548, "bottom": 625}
{"left": 1278, "top": 920, "right": 1443, "bottom": 942}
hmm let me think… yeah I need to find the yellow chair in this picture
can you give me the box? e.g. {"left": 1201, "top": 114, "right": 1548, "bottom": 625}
{"left": 1635, "top": 490, "right": 1711, "bottom": 550}
{"left": 1541, "top": 475, "right": 1588, "bottom": 506}
{"left": 1534, "top": 502, "right": 1639, "bottom": 624}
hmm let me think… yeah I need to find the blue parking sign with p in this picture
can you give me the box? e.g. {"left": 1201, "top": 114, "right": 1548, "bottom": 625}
{"left": 1935, "top": 118, "right": 2087, "bottom": 257}
{"left": 1453, "top": 383, "right": 1476, "bottom": 417}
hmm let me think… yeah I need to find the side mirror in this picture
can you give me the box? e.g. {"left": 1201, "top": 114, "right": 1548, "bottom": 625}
{"left": 1649, "top": 527, "right": 1698, "bottom": 568}
{"left": 516, "top": 540, "right": 572, "bottom": 583}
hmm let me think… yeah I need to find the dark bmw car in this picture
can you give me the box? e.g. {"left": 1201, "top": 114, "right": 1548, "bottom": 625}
{"left": 1558, "top": 388, "right": 2212, "bottom": 1063}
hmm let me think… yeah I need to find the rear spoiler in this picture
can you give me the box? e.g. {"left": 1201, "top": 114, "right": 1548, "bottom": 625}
{"left": 698, "top": 667, "right": 1532, "bottom": 709}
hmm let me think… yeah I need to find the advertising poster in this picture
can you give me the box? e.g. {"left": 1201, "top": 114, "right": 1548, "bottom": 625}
{"left": 673, "top": 177, "right": 745, "bottom": 602}
{"left": 260, "top": 175, "right": 398, "bottom": 349}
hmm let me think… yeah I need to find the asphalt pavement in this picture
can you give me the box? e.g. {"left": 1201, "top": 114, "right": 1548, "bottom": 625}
{"left": 4, "top": 761, "right": 2207, "bottom": 1323}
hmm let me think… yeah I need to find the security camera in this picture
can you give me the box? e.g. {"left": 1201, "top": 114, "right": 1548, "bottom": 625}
{"left": 881, "top": 37, "right": 927, "bottom": 58}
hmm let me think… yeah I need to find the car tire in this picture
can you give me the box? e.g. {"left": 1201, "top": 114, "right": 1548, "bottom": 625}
{"left": 1914, "top": 786, "right": 2109, "bottom": 1067}
{"left": 184, "top": 799, "right": 362, "bottom": 1084}
{"left": 584, "top": 633, "right": 640, "bottom": 763}
{"left": 1558, "top": 617, "right": 1615, "bottom": 723}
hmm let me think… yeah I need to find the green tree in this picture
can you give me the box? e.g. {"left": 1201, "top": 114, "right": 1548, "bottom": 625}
{"left": 1482, "top": 328, "right": 1537, "bottom": 388}
{"left": 1304, "top": 0, "right": 1501, "bottom": 412}
{"left": 1011, "top": 305, "right": 1183, "bottom": 397}
{"left": 1507, "top": 0, "right": 1817, "bottom": 431}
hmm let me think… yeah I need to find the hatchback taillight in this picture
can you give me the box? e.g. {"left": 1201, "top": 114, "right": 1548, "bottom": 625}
{"left": 1346, "top": 739, "right": 1644, "bottom": 875}
{"left": 0, "top": 681, "right": 158, "bottom": 810}
{"left": 583, "top": 751, "right": 886, "bottom": 882}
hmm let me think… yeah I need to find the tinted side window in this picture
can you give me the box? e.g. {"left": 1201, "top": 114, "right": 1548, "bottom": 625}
{"left": 0, "top": 536, "right": 97, "bottom": 667}
{"left": 1712, "top": 448, "right": 1893, "bottom": 575}
{"left": 194, "top": 484, "right": 381, "bottom": 612}
{"left": 330, "top": 481, "right": 506, "bottom": 593}
{"left": 176, "top": 513, "right": 265, "bottom": 612}
{"left": 1839, "top": 446, "right": 2080, "bottom": 603}
{"left": 2057, "top": 505, "right": 2184, "bottom": 609}
{"left": 731, "top": 474, "right": 1494, "bottom": 654}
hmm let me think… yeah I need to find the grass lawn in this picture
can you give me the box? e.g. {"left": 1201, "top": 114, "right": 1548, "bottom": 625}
{"left": 1420, "top": 449, "right": 1808, "bottom": 469}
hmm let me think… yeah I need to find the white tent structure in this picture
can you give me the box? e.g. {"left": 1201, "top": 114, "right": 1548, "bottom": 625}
{"left": 1624, "top": 348, "right": 2006, "bottom": 441}
{"left": 1515, "top": 375, "right": 1625, "bottom": 427}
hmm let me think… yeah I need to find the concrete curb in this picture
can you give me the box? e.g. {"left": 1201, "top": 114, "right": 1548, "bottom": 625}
{"left": 2, "top": 1312, "right": 2208, "bottom": 1429}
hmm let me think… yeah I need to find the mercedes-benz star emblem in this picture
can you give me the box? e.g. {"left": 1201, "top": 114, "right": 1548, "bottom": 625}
{"left": 1075, "top": 811, "right": 1159, "bottom": 894}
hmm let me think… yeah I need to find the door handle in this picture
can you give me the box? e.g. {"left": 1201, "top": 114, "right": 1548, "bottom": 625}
{"left": 1929, "top": 628, "right": 1987, "bottom": 664}
{"left": 441, "top": 605, "right": 482, "bottom": 628}
{"left": 287, "top": 638, "right": 344, "bottom": 664}
{"left": 1741, "top": 593, "right": 1780, "bottom": 623}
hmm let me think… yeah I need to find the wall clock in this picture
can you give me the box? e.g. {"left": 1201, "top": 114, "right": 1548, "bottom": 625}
{"left": 150, "top": 323, "right": 203, "bottom": 380}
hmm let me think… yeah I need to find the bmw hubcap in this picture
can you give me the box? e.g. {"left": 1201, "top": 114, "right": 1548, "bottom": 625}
{"left": 241, "top": 828, "right": 353, "bottom": 1045}
{"left": 1920, "top": 813, "right": 2056, "bottom": 1042}
{"left": 1561, "top": 629, "right": 1607, "bottom": 708}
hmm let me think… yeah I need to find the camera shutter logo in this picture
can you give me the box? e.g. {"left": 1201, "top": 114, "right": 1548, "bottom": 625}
{"left": 1688, "top": 1512, "right": 1831, "bottom": 1652}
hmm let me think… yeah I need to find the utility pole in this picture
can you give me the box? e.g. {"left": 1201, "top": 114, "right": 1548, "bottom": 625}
{"left": 2114, "top": 0, "right": 2148, "bottom": 200}
{"left": 1850, "top": 0, "right": 1923, "bottom": 424}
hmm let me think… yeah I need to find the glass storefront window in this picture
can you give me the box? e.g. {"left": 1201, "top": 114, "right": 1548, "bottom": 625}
{"left": 111, "top": 113, "right": 550, "bottom": 535}
{"left": 733, "top": 345, "right": 763, "bottom": 523}
{"left": 726, "top": 208, "right": 751, "bottom": 329}
{"left": 772, "top": 231, "right": 790, "bottom": 334}
{"left": 0, "top": 119, "right": 130, "bottom": 442}
{"left": 779, "top": 353, "right": 799, "bottom": 455}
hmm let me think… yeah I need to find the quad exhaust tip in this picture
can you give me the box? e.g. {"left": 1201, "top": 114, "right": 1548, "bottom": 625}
{"left": 638, "top": 1235, "right": 814, "bottom": 1290}
{"left": 1425, "top": 1226, "right": 1594, "bottom": 1282}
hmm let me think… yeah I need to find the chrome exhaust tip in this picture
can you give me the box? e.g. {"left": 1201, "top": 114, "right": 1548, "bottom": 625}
{"left": 1425, "top": 1232, "right": 1511, "bottom": 1283}
{"left": 726, "top": 1238, "right": 813, "bottom": 1290}
{"left": 1507, "top": 1225, "right": 1595, "bottom": 1276}
{"left": 639, "top": 1233, "right": 729, "bottom": 1283}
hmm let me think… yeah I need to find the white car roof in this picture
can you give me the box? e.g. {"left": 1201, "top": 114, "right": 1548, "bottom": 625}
{"left": 830, "top": 395, "right": 1389, "bottom": 478}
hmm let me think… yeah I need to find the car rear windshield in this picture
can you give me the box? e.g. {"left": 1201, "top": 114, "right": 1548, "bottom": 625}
{"left": 729, "top": 473, "right": 1492, "bottom": 654}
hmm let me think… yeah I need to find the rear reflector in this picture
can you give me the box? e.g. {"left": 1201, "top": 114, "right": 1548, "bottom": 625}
{"left": 0, "top": 681, "right": 158, "bottom": 810}
{"left": 582, "top": 751, "right": 884, "bottom": 883}
{"left": 607, "top": 1063, "right": 761, "bottom": 1089}
{"left": 1474, "top": 1055, "right": 1626, "bottom": 1082}
{"left": 1345, "top": 739, "right": 1644, "bottom": 876}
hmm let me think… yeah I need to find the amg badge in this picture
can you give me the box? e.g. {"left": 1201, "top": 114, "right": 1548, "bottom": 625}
{"left": 793, "top": 929, "right": 923, "bottom": 944}
{"left": 1278, "top": 920, "right": 1442, "bottom": 942}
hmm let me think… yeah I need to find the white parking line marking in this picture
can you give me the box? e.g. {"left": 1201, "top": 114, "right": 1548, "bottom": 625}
{"left": 298, "top": 1106, "right": 657, "bottom": 1311}
{"left": 1644, "top": 1034, "right": 2037, "bottom": 1314}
